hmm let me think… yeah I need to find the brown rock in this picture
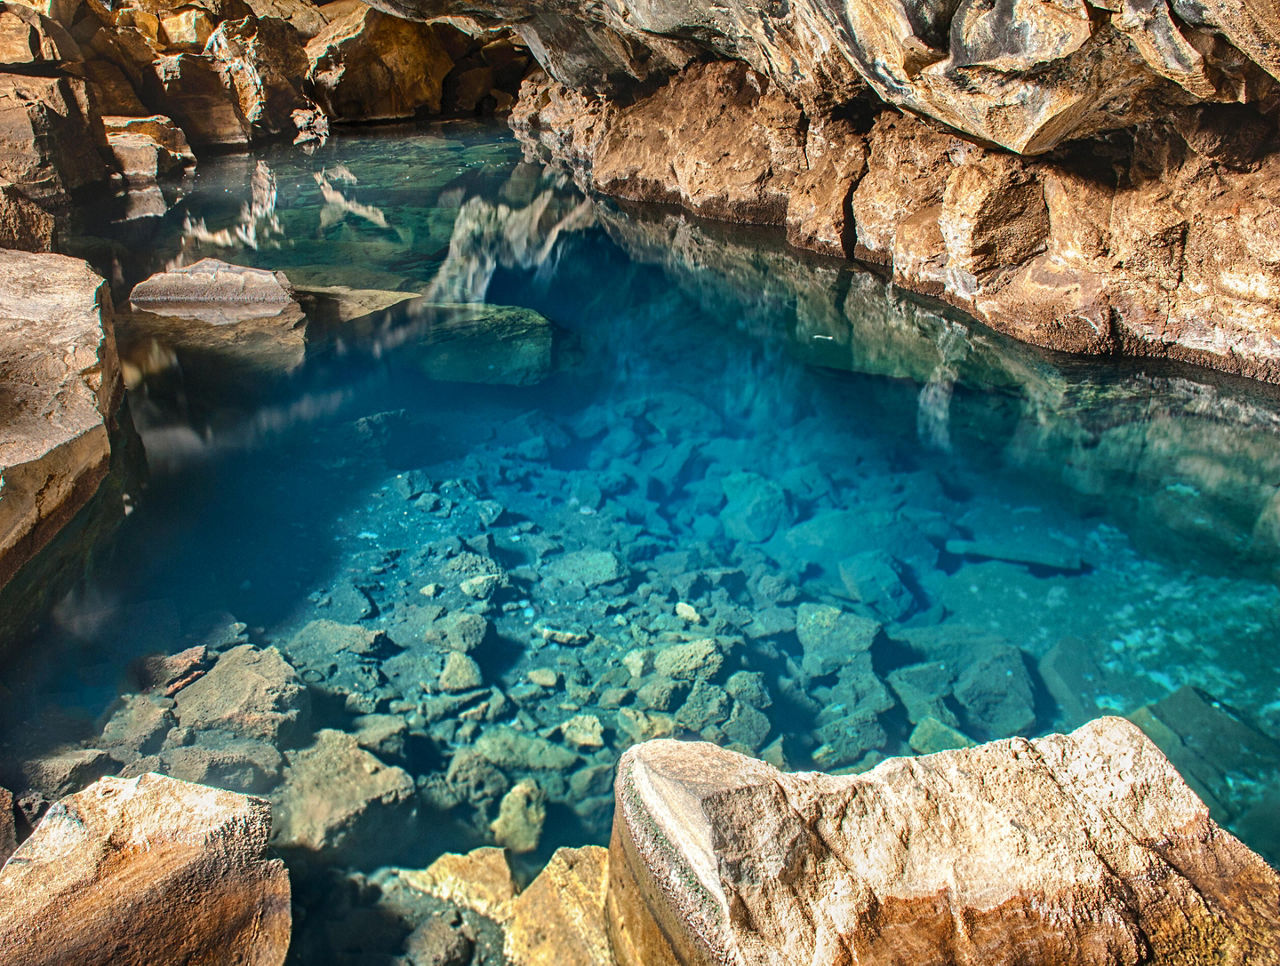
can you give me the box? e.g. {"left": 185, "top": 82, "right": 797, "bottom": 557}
{"left": 0, "top": 74, "right": 113, "bottom": 203}
{"left": 489, "top": 777, "right": 544, "bottom": 853}
{"left": 306, "top": 0, "right": 453, "bottom": 121}
{"left": 244, "top": 0, "right": 327, "bottom": 38}
{"left": 607, "top": 719, "right": 1280, "bottom": 965}
{"left": 172, "top": 644, "right": 310, "bottom": 744}
{"left": 0, "top": 252, "right": 121, "bottom": 593}
{"left": 103, "top": 113, "right": 195, "bottom": 182}
{"left": 0, "top": 1, "right": 80, "bottom": 69}
{"left": 203, "top": 15, "right": 318, "bottom": 140}
{"left": 272, "top": 728, "right": 415, "bottom": 854}
{"left": 0, "top": 785, "right": 14, "bottom": 864}
{"left": 134, "top": 643, "right": 212, "bottom": 694}
{"left": 149, "top": 52, "right": 251, "bottom": 148}
{"left": 504, "top": 846, "right": 611, "bottom": 966}
{"left": 0, "top": 180, "right": 54, "bottom": 251}
{"left": 0, "top": 773, "right": 291, "bottom": 966}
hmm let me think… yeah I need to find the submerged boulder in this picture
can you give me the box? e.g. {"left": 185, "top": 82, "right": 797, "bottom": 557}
{"left": 0, "top": 773, "right": 291, "bottom": 966}
{"left": 607, "top": 719, "right": 1280, "bottom": 964}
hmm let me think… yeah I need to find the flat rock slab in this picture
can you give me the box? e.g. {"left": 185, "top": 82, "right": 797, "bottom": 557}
{"left": 129, "top": 257, "right": 301, "bottom": 321}
{"left": 0, "top": 773, "right": 291, "bottom": 966}
{"left": 0, "top": 250, "right": 120, "bottom": 590}
{"left": 608, "top": 718, "right": 1280, "bottom": 965}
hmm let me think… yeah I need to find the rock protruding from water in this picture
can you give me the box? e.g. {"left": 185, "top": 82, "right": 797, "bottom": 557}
{"left": 0, "top": 772, "right": 291, "bottom": 966}
{"left": 607, "top": 719, "right": 1280, "bottom": 965}
{"left": 0, "top": 251, "right": 122, "bottom": 594}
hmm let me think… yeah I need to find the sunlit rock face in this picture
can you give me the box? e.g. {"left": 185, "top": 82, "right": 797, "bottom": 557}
{"left": 607, "top": 720, "right": 1280, "bottom": 965}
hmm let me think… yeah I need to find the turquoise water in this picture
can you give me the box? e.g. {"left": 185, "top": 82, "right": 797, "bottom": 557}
{"left": 4, "top": 121, "right": 1280, "bottom": 957}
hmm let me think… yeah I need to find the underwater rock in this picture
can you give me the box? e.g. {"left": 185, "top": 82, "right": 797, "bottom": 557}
{"left": 439, "top": 651, "right": 483, "bottom": 692}
{"left": 0, "top": 773, "right": 290, "bottom": 966}
{"left": 272, "top": 728, "right": 415, "bottom": 856}
{"left": 952, "top": 645, "right": 1037, "bottom": 740}
{"left": 403, "top": 914, "right": 475, "bottom": 966}
{"left": 431, "top": 611, "right": 490, "bottom": 653}
{"left": 835, "top": 550, "right": 915, "bottom": 620}
{"left": 885, "top": 661, "right": 959, "bottom": 729}
{"left": 0, "top": 785, "right": 13, "bottom": 864}
{"left": 408, "top": 303, "right": 554, "bottom": 387}
{"left": 489, "top": 777, "right": 545, "bottom": 853}
{"left": 15, "top": 747, "right": 114, "bottom": 799}
{"left": 172, "top": 644, "right": 311, "bottom": 745}
{"left": 545, "top": 549, "right": 624, "bottom": 588}
{"left": 124, "top": 732, "right": 284, "bottom": 794}
{"left": 399, "top": 844, "right": 610, "bottom": 965}
{"left": 1130, "top": 686, "right": 1280, "bottom": 821}
{"left": 474, "top": 725, "right": 578, "bottom": 772}
{"left": 399, "top": 846, "right": 518, "bottom": 922}
{"left": 720, "top": 471, "right": 790, "bottom": 543}
{"left": 305, "top": 0, "right": 453, "bottom": 121}
{"left": 606, "top": 720, "right": 1280, "bottom": 965}
{"left": 795, "top": 603, "right": 879, "bottom": 680}
{"left": 98, "top": 692, "right": 174, "bottom": 757}
{"left": 0, "top": 252, "right": 122, "bottom": 596}
{"left": 652, "top": 639, "right": 722, "bottom": 682}
{"left": 908, "top": 716, "right": 975, "bottom": 754}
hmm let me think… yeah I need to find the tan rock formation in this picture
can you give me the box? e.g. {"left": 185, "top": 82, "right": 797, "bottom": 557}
{"left": 203, "top": 14, "right": 320, "bottom": 140}
{"left": 171, "top": 643, "right": 311, "bottom": 743}
{"left": 607, "top": 719, "right": 1280, "bottom": 965}
{"left": 0, "top": 74, "right": 114, "bottom": 203}
{"left": 399, "top": 844, "right": 612, "bottom": 965}
{"left": 0, "top": 180, "right": 54, "bottom": 250}
{"left": 0, "top": 251, "right": 121, "bottom": 593}
{"left": 0, "top": 773, "right": 291, "bottom": 966}
{"left": 306, "top": 0, "right": 453, "bottom": 120}
{"left": 103, "top": 113, "right": 194, "bottom": 181}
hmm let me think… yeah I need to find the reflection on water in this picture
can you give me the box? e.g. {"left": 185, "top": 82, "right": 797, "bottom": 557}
{"left": 6, "top": 121, "right": 1280, "bottom": 957}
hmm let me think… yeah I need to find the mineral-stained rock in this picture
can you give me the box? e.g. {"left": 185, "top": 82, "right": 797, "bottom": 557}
{"left": 306, "top": 0, "right": 453, "bottom": 121}
{"left": 172, "top": 644, "right": 311, "bottom": 745}
{"left": 272, "top": 728, "right": 415, "bottom": 855}
{"left": 15, "top": 747, "right": 114, "bottom": 799}
{"left": 123, "top": 733, "right": 284, "bottom": 794}
{"left": 0, "top": 252, "right": 121, "bottom": 593}
{"left": 0, "top": 773, "right": 291, "bottom": 966}
{"left": 98, "top": 693, "right": 174, "bottom": 757}
{"left": 607, "top": 719, "right": 1280, "bottom": 965}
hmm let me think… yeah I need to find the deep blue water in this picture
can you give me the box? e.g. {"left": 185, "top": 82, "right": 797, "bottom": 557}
{"left": 3, "top": 122, "right": 1279, "bottom": 931}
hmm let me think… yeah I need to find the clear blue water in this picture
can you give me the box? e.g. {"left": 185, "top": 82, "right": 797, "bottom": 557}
{"left": 3, "top": 121, "right": 1280, "bottom": 953}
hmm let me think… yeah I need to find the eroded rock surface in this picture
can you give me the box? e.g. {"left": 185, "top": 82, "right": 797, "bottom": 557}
{"left": 0, "top": 251, "right": 121, "bottom": 592}
{"left": 0, "top": 773, "right": 291, "bottom": 966}
{"left": 607, "top": 719, "right": 1280, "bottom": 965}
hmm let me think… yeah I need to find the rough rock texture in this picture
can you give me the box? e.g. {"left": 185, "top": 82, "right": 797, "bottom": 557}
{"left": 0, "top": 773, "right": 291, "bottom": 966}
{"left": 171, "top": 643, "right": 310, "bottom": 743}
{"left": 306, "top": 0, "right": 453, "bottom": 120}
{"left": 0, "top": 180, "right": 54, "bottom": 250}
{"left": 372, "top": 0, "right": 1280, "bottom": 153}
{"left": 0, "top": 251, "right": 121, "bottom": 592}
{"left": 607, "top": 719, "right": 1280, "bottom": 965}
{"left": 399, "top": 844, "right": 612, "bottom": 965}
{"left": 0, "top": 73, "right": 114, "bottom": 204}
{"left": 0, "top": 785, "right": 14, "bottom": 864}
{"left": 204, "top": 14, "right": 320, "bottom": 141}
{"left": 272, "top": 727, "right": 415, "bottom": 857}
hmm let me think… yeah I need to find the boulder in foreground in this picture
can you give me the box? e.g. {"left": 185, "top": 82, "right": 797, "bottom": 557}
{"left": 0, "top": 251, "right": 121, "bottom": 593}
{"left": 608, "top": 718, "right": 1280, "bottom": 965}
{"left": 0, "top": 772, "right": 291, "bottom": 966}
